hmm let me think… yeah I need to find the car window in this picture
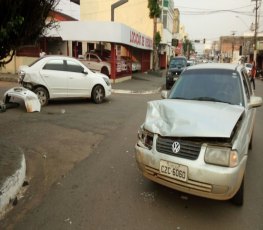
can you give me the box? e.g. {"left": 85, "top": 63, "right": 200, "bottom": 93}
{"left": 29, "top": 57, "right": 45, "bottom": 67}
{"left": 43, "top": 59, "right": 65, "bottom": 71}
{"left": 169, "top": 68, "right": 244, "bottom": 106}
{"left": 90, "top": 54, "right": 99, "bottom": 62}
{"left": 241, "top": 69, "right": 252, "bottom": 101}
{"left": 66, "top": 60, "right": 84, "bottom": 73}
{"left": 245, "top": 63, "right": 252, "bottom": 69}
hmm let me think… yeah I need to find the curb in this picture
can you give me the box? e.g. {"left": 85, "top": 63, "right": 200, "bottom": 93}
{"left": 0, "top": 144, "right": 26, "bottom": 218}
{"left": 112, "top": 87, "right": 163, "bottom": 95}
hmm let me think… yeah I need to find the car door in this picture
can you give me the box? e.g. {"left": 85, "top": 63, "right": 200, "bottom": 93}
{"left": 66, "top": 60, "right": 93, "bottom": 97}
{"left": 39, "top": 59, "right": 68, "bottom": 98}
{"left": 239, "top": 69, "right": 256, "bottom": 155}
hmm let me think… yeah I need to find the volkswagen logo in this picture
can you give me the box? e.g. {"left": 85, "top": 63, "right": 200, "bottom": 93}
{"left": 172, "top": 142, "right": 180, "bottom": 154}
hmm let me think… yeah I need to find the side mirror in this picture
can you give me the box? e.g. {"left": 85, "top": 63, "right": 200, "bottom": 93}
{"left": 248, "top": 95, "right": 262, "bottom": 109}
{"left": 161, "top": 90, "right": 169, "bottom": 99}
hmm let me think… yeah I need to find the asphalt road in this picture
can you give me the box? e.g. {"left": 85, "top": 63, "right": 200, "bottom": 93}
{"left": 0, "top": 80, "right": 263, "bottom": 230}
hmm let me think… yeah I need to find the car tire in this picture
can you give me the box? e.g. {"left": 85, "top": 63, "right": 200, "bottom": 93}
{"left": 34, "top": 87, "right": 49, "bottom": 106}
{"left": 231, "top": 177, "right": 244, "bottom": 206}
{"left": 166, "top": 82, "right": 171, "bottom": 90}
{"left": 101, "top": 67, "right": 109, "bottom": 77}
{"left": 92, "top": 85, "right": 104, "bottom": 104}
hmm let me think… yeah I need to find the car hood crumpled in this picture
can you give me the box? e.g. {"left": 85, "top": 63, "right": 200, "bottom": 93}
{"left": 144, "top": 99, "right": 244, "bottom": 138}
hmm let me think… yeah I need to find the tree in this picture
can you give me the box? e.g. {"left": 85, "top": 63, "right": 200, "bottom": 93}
{"left": 183, "top": 37, "right": 195, "bottom": 59}
{"left": 148, "top": 0, "right": 161, "bottom": 70}
{"left": 0, "top": 0, "right": 57, "bottom": 67}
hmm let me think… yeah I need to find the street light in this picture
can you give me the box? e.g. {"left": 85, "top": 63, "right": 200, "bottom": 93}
{"left": 251, "top": 0, "right": 261, "bottom": 63}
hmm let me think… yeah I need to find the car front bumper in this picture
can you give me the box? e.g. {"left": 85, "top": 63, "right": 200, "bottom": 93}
{"left": 135, "top": 142, "right": 246, "bottom": 201}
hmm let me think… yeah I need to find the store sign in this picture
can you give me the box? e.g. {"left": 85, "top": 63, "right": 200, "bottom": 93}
{"left": 130, "top": 30, "right": 153, "bottom": 49}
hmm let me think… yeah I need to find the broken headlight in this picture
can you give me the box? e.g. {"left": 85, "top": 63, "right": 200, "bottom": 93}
{"left": 138, "top": 126, "right": 154, "bottom": 149}
{"left": 205, "top": 146, "right": 238, "bottom": 167}
{"left": 18, "top": 70, "right": 25, "bottom": 84}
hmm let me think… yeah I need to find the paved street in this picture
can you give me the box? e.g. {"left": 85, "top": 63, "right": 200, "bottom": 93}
{"left": 0, "top": 77, "right": 263, "bottom": 230}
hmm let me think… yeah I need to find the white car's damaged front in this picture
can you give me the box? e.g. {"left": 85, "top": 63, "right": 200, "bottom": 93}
{"left": 135, "top": 63, "right": 262, "bottom": 206}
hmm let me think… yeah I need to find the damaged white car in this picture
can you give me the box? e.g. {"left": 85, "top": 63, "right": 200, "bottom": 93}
{"left": 18, "top": 55, "right": 111, "bottom": 106}
{"left": 135, "top": 63, "right": 262, "bottom": 205}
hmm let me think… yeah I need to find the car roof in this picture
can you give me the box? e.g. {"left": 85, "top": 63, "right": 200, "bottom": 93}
{"left": 41, "top": 55, "right": 76, "bottom": 60}
{"left": 186, "top": 63, "right": 241, "bottom": 71}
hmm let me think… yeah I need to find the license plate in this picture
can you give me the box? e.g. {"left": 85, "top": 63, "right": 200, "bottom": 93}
{"left": 159, "top": 160, "right": 188, "bottom": 182}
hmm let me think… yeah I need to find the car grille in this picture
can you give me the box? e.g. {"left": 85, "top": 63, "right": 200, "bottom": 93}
{"left": 171, "top": 71, "right": 182, "bottom": 76}
{"left": 156, "top": 136, "right": 202, "bottom": 160}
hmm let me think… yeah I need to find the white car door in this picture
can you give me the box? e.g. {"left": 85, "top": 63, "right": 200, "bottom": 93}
{"left": 66, "top": 60, "right": 93, "bottom": 97}
{"left": 39, "top": 59, "right": 68, "bottom": 98}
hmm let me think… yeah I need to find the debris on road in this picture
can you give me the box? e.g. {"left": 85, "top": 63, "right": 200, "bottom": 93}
{"left": 3, "top": 87, "right": 41, "bottom": 112}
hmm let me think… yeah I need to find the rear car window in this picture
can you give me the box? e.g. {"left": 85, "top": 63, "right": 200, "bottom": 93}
{"left": 43, "top": 59, "right": 65, "bottom": 71}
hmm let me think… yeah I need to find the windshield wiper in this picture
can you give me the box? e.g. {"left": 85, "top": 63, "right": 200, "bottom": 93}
{"left": 171, "top": 97, "right": 189, "bottom": 100}
{"left": 191, "top": 97, "right": 232, "bottom": 104}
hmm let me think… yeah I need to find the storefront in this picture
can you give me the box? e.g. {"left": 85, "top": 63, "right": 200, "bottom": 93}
{"left": 1, "top": 21, "right": 153, "bottom": 80}
{"left": 51, "top": 21, "right": 153, "bottom": 80}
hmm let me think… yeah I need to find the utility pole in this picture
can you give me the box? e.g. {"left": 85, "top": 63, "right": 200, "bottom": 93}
{"left": 231, "top": 31, "right": 236, "bottom": 63}
{"left": 252, "top": 0, "right": 260, "bottom": 63}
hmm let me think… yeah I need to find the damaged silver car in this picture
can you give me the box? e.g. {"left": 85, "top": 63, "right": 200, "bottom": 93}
{"left": 135, "top": 63, "right": 262, "bottom": 205}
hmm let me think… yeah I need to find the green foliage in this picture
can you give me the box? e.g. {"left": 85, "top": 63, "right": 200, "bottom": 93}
{"left": 147, "top": 0, "right": 161, "bottom": 19}
{"left": 0, "top": 0, "right": 57, "bottom": 66}
{"left": 183, "top": 39, "right": 195, "bottom": 55}
{"left": 155, "top": 31, "right": 161, "bottom": 47}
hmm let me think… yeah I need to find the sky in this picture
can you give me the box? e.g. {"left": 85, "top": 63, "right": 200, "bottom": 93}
{"left": 173, "top": 0, "right": 263, "bottom": 41}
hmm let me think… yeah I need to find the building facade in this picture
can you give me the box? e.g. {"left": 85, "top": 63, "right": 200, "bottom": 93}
{"left": 80, "top": 0, "right": 176, "bottom": 69}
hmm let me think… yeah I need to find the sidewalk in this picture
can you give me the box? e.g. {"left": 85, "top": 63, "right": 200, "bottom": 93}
{"left": 111, "top": 70, "right": 166, "bottom": 94}
{"left": 0, "top": 69, "right": 166, "bottom": 217}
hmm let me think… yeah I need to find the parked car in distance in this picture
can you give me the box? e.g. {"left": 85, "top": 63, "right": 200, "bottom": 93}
{"left": 187, "top": 60, "right": 195, "bottom": 66}
{"left": 80, "top": 52, "right": 111, "bottom": 77}
{"left": 121, "top": 56, "right": 141, "bottom": 72}
{"left": 135, "top": 63, "right": 262, "bottom": 206}
{"left": 90, "top": 49, "right": 111, "bottom": 61}
{"left": 166, "top": 56, "right": 187, "bottom": 89}
{"left": 18, "top": 55, "right": 111, "bottom": 106}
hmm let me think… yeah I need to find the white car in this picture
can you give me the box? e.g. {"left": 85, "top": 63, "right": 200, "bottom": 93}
{"left": 18, "top": 55, "right": 111, "bottom": 106}
{"left": 80, "top": 53, "right": 111, "bottom": 77}
{"left": 135, "top": 63, "right": 262, "bottom": 205}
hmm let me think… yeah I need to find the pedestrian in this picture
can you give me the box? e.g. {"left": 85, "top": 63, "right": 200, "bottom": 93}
{"left": 39, "top": 49, "right": 46, "bottom": 57}
{"left": 251, "top": 61, "right": 256, "bottom": 90}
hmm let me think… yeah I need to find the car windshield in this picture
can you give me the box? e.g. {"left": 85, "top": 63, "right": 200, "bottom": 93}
{"left": 169, "top": 58, "right": 187, "bottom": 68}
{"left": 169, "top": 68, "right": 244, "bottom": 106}
{"left": 245, "top": 63, "right": 252, "bottom": 68}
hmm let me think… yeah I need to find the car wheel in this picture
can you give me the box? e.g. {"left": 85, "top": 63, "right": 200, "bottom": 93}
{"left": 92, "top": 85, "right": 104, "bottom": 104}
{"left": 101, "top": 67, "right": 109, "bottom": 77}
{"left": 231, "top": 177, "right": 244, "bottom": 206}
{"left": 34, "top": 87, "right": 49, "bottom": 106}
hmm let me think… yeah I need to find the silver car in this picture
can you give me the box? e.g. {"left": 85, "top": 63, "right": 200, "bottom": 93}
{"left": 135, "top": 63, "right": 262, "bottom": 205}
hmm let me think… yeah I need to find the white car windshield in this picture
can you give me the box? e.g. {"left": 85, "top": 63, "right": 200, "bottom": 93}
{"left": 169, "top": 68, "right": 244, "bottom": 106}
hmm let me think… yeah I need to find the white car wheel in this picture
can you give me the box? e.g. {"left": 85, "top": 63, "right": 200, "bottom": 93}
{"left": 92, "top": 85, "right": 104, "bottom": 104}
{"left": 34, "top": 87, "right": 49, "bottom": 106}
